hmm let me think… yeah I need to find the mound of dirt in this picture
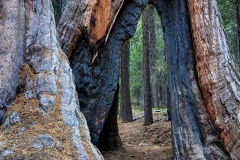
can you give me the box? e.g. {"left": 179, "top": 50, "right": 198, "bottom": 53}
{"left": 102, "top": 112, "right": 173, "bottom": 160}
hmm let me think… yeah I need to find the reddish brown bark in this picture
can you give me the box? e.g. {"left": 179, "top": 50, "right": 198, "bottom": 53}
{"left": 57, "top": 0, "right": 124, "bottom": 62}
{"left": 89, "top": 0, "right": 111, "bottom": 45}
{"left": 188, "top": 0, "right": 240, "bottom": 159}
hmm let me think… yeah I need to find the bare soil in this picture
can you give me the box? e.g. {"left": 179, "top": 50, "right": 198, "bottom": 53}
{"left": 101, "top": 112, "right": 173, "bottom": 160}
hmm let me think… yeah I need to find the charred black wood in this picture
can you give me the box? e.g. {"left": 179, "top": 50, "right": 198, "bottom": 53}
{"left": 70, "top": 0, "right": 148, "bottom": 145}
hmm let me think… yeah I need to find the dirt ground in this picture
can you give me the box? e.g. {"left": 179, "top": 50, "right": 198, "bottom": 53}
{"left": 101, "top": 112, "right": 173, "bottom": 160}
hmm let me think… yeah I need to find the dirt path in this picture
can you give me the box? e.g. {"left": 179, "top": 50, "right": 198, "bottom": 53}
{"left": 102, "top": 112, "right": 173, "bottom": 160}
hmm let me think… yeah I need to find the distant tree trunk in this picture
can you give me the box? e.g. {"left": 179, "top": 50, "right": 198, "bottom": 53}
{"left": 119, "top": 95, "right": 123, "bottom": 119}
{"left": 136, "top": 91, "right": 143, "bottom": 107}
{"left": 159, "top": 73, "right": 167, "bottom": 108}
{"left": 121, "top": 40, "right": 133, "bottom": 122}
{"left": 148, "top": 4, "right": 159, "bottom": 109}
{"left": 52, "top": 0, "right": 62, "bottom": 25}
{"left": 0, "top": 1, "right": 103, "bottom": 159}
{"left": 159, "top": 84, "right": 162, "bottom": 107}
{"left": 188, "top": 0, "right": 240, "bottom": 159}
{"left": 142, "top": 5, "right": 153, "bottom": 126}
{"left": 164, "top": 79, "right": 168, "bottom": 105}
{"left": 119, "top": 60, "right": 122, "bottom": 119}
{"left": 166, "top": 85, "right": 171, "bottom": 121}
{"left": 237, "top": 0, "right": 240, "bottom": 67}
{"left": 98, "top": 84, "right": 122, "bottom": 150}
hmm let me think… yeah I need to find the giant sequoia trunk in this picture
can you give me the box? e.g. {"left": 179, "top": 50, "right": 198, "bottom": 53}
{"left": 0, "top": 0, "right": 102, "bottom": 159}
{"left": 0, "top": 0, "right": 24, "bottom": 121}
{"left": 155, "top": 0, "right": 231, "bottom": 159}
{"left": 58, "top": 0, "right": 147, "bottom": 146}
{"left": 188, "top": 0, "right": 240, "bottom": 159}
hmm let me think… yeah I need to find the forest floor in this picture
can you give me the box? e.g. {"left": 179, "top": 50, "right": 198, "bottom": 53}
{"left": 101, "top": 111, "right": 173, "bottom": 160}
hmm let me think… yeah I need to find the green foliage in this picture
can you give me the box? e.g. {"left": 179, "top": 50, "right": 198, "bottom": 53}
{"left": 130, "top": 17, "right": 143, "bottom": 98}
{"left": 129, "top": 9, "right": 167, "bottom": 103}
{"left": 154, "top": 11, "right": 167, "bottom": 87}
{"left": 217, "top": 0, "right": 238, "bottom": 61}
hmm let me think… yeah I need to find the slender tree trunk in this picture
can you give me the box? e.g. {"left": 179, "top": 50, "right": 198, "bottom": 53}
{"left": 119, "top": 94, "right": 123, "bottom": 119}
{"left": 142, "top": 5, "right": 153, "bottom": 126}
{"left": 136, "top": 92, "right": 142, "bottom": 107}
{"left": 0, "top": 1, "right": 103, "bottom": 159}
{"left": 166, "top": 84, "right": 171, "bottom": 121}
{"left": 119, "top": 86, "right": 122, "bottom": 119}
{"left": 121, "top": 40, "right": 133, "bottom": 122}
{"left": 148, "top": 4, "right": 159, "bottom": 109}
{"left": 119, "top": 59, "right": 122, "bottom": 119}
{"left": 164, "top": 78, "right": 168, "bottom": 105}
{"left": 188, "top": 0, "right": 240, "bottom": 159}
{"left": 159, "top": 84, "right": 162, "bottom": 107}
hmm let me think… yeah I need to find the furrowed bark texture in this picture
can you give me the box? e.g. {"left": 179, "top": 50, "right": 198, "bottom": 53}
{"left": 0, "top": 0, "right": 103, "bottom": 159}
{"left": 188, "top": 0, "right": 240, "bottom": 159}
{"left": 0, "top": 0, "right": 24, "bottom": 121}
{"left": 148, "top": 4, "right": 159, "bottom": 109}
{"left": 98, "top": 84, "right": 122, "bottom": 151}
{"left": 64, "top": 0, "right": 148, "bottom": 145}
{"left": 121, "top": 40, "right": 133, "bottom": 122}
{"left": 155, "top": 0, "right": 230, "bottom": 159}
{"left": 57, "top": 0, "right": 124, "bottom": 60}
{"left": 142, "top": 5, "right": 153, "bottom": 126}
